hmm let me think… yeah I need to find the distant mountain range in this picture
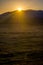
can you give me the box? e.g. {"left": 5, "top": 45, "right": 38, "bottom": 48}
{"left": 0, "top": 10, "right": 43, "bottom": 25}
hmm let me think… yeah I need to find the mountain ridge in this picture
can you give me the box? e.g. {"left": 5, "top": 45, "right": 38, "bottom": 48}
{"left": 0, "top": 10, "right": 43, "bottom": 25}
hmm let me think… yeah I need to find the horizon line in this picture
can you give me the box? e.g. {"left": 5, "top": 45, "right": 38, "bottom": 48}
{"left": 0, "top": 9, "right": 43, "bottom": 15}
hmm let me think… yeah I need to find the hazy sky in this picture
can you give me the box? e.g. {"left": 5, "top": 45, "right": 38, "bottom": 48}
{"left": 0, "top": 0, "right": 43, "bottom": 14}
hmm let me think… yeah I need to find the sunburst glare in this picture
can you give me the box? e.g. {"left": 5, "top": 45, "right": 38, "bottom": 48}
{"left": 17, "top": 8, "right": 22, "bottom": 12}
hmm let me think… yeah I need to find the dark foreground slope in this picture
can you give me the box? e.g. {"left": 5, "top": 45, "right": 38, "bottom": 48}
{"left": 0, "top": 10, "right": 43, "bottom": 25}
{"left": 0, "top": 10, "right": 43, "bottom": 65}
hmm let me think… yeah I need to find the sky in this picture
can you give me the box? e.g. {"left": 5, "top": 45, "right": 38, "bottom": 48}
{"left": 0, "top": 0, "right": 43, "bottom": 14}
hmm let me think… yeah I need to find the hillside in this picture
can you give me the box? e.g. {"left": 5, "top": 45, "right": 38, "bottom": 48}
{"left": 0, "top": 10, "right": 43, "bottom": 24}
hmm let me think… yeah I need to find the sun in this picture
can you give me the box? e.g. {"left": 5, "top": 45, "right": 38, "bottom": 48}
{"left": 17, "top": 8, "right": 22, "bottom": 12}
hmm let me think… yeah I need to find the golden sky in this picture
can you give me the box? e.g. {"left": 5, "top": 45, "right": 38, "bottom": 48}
{"left": 0, "top": 0, "right": 43, "bottom": 14}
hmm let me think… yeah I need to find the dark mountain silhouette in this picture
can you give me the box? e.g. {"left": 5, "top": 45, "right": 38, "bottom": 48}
{"left": 0, "top": 10, "right": 43, "bottom": 25}
{"left": 0, "top": 10, "right": 43, "bottom": 24}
